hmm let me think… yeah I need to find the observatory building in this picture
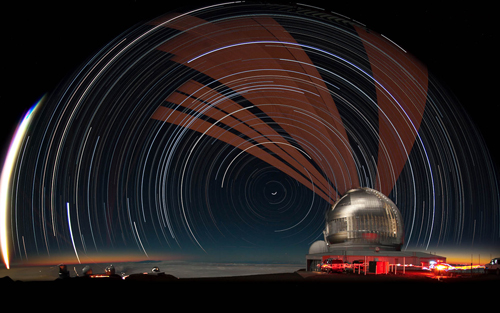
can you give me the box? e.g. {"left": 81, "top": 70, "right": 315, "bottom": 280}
{"left": 306, "top": 188, "right": 445, "bottom": 271}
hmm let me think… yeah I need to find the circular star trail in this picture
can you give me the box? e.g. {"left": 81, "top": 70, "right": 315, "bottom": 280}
{"left": 1, "top": 2, "right": 499, "bottom": 267}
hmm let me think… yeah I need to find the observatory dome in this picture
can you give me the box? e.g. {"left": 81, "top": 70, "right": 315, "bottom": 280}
{"left": 308, "top": 240, "right": 328, "bottom": 254}
{"left": 324, "top": 188, "right": 404, "bottom": 251}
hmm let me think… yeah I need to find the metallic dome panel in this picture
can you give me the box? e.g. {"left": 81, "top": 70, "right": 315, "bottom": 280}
{"left": 324, "top": 188, "right": 404, "bottom": 250}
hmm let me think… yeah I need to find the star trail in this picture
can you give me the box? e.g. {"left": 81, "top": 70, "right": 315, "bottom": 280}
{"left": 1, "top": 2, "right": 499, "bottom": 268}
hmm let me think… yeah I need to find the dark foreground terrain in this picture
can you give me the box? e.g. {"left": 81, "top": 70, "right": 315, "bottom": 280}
{"left": 1, "top": 272, "right": 497, "bottom": 310}
{"left": 2, "top": 270, "right": 498, "bottom": 295}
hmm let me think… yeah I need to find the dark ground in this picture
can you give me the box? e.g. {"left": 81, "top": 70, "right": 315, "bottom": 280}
{"left": 1, "top": 272, "right": 496, "bottom": 311}
{"left": 2, "top": 270, "right": 498, "bottom": 296}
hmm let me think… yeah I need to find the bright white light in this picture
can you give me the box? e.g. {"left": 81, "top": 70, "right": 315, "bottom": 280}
{"left": 67, "top": 203, "right": 81, "bottom": 264}
{"left": 0, "top": 97, "right": 42, "bottom": 269}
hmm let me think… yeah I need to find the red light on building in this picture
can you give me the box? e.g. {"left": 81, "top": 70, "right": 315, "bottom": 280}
{"left": 369, "top": 261, "right": 389, "bottom": 274}
{"left": 362, "top": 233, "right": 378, "bottom": 242}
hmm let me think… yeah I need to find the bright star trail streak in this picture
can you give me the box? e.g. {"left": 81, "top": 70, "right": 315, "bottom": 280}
{"left": 66, "top": 203, "right": 80, "bottom": 264}
{"left": 1, "top": 2, "right": 499, "bottom": 268}
{"left": 1, "top": 98, "right": 42, "bottom": 269}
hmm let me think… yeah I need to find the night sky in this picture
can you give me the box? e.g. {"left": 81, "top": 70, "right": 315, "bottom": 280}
{"left": 2, "top": 1, "right": 498, "bottom": 267}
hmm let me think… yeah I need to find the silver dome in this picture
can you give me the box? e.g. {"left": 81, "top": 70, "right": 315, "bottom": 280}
{"left": 324, "top": 187, "right": 404, "bottom": 250}
{"left": 309, "top": 240, "right": 328, "bottom": 254}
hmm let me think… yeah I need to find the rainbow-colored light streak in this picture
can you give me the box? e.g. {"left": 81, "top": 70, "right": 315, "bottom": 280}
{"left": 0, "top": 97, "right": 43, "bottom": 269}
